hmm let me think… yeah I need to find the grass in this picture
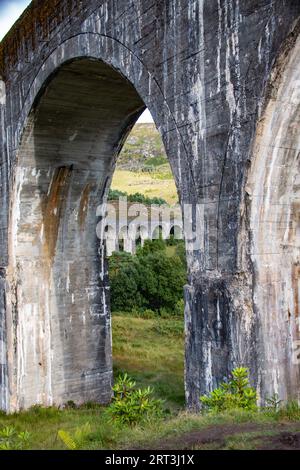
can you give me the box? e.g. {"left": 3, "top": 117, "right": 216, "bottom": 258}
{"left": 0, "top": 315, "right": 185, "bottom": 449}
{"left": 1, "top": 403, "right": 300, "bottom": 450}
{"left": 111, "top": 169, "right": 178, "bottom": 205}
{"left": 1, "top": 314, "right": 300, "bottom": 450}
{"left": 112, "top": 315, "right": 185, "bottom": 410}
{"left": 111, "top": 122, "right": 178, "bottom": 205}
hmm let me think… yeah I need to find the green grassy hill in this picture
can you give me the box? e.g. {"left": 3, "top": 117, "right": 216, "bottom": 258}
{"left": 111, "top": 123, "right": 178, "bottom": 204}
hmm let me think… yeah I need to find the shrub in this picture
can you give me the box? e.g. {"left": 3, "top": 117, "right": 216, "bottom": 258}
{"left": 138, "top": 308, "right": 157, "bottom": 319}
{"left": 200, "top": 367, "right": 257, "bottom": 412}
{"left": 64, "top": 400, "right": 77, "bottom": 409}
{"left": 264, "top": 393, "right": 282, "bottom": 412}
{"left": 109, "top": 240, "right": 186, "bottom": 314}
{"left": 106, "top": 373, "right": 164, "bottom": 425}
{"left": 174, "top": 299, "right": 185, "bottom": 317}
{"left": 0, "top": 426, "right": 30, "bottom": 450}
{"left": 136, "top": 238, "right": 166, "bottom": 256}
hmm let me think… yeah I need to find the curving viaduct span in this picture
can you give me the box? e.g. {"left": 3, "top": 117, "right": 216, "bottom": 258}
{"left": 0, "top": 0, "right": 300, "bottom": 412}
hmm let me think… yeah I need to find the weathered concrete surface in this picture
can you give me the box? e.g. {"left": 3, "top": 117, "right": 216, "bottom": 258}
{"left": 0, "top": 0, "right": 300, "bottom": 411}
{"left": 246, "top": 26, "right": 300, "bottom": 402}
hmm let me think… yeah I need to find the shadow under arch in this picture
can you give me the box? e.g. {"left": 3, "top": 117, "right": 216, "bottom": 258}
{"left": 14, "top": 33, "right": 186, "bottom": 194}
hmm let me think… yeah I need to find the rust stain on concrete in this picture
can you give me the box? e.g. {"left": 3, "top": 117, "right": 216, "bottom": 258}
{"left": 42, "top": 166, "right": 72, "bottom": 261}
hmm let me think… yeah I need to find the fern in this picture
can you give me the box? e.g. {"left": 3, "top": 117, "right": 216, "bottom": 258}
{"left": 57, "top": 430, "right": 77, "bottom": 450}
{"left": 58, "top": 423, "right": 92, "bottom": 450}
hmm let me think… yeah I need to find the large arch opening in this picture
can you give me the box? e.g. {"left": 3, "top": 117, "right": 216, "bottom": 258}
{"left": 106, "top": 115, "right": 186, "bottom": 410}
{"left": 7, "top": 58, "right": 146, "bottom": 409}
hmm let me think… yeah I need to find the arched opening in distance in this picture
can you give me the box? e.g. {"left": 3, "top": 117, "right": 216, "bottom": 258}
{"left": 9, "top": 57, "right": 185, "bottom": 410}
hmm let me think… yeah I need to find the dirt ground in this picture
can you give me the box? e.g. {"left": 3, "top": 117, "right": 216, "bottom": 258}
{"left": 139, "top": 423, "right": 300, "bottom": 450}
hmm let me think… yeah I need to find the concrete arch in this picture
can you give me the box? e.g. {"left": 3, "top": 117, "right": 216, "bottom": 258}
{"left": 11, "top": 33, "right": 184, "bottom": 194}
{"left": 7, "top": 56, "right": 147, "bottom": 410}
{"left": 246, "top": 30, "right": 300, "bottom": 403}
{"left": 170, "top": 224, "right": 184, "bottom": 240}
{"left": 3, "top": 34, "right": 185, "bottom": 412}
{"left": 1, "top": 0, "right": 300, "bottom": 412}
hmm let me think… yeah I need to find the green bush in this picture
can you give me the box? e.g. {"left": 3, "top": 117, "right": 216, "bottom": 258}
{"left": 106, "top": 374, "right": 164, "bottom": 425}
{"left": 200, "top": 367, "right": 257, "bottom": 412}
{"left": 166, "top": 235, "right": 182, "bottom": 246}
{"left": 136, "top": 238, "right": 166, "bottom": 255}
{"left": 264, "top": 393, "right": 282, "bottom": 412}
{"left": 174, "top": 299, "right": 185, "bottom": 317}
{"left": 109, "top": 240, "right": 186, "bottom": 314}
{"left": 144, "top": 156, "right": 167, "bottom": 167}
{"left": 0, "top": 426, "right": 30, "bottom": 450}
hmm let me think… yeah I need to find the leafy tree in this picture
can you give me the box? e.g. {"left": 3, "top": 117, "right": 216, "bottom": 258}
{"left": 136, "top": 238, "right": 166, "bottom": 256}
{"left": 109, "top": 240, "right": 186, "bottom": 314}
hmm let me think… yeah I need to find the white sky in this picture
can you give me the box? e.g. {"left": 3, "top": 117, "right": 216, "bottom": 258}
{"left": 0, "top": 0, "right": 30, "bottom": 40}
{"left": 137, "top": 108, "right": 153, "bottom": 123}
{"left": 0, "top": 0, "right": 153, "bottom": 122}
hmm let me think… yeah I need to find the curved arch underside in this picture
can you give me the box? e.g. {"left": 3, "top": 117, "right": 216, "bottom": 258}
{"left": 8, "top": 58, "right": 144, "bottom": 409}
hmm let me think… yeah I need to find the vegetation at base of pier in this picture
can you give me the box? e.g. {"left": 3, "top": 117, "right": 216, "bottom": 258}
{"left": 200, "top": 367, "right": 258, "bottom": 412}
{"left": 111, "top": 169, "right": 177, "bottom": 205}
{"left": 1, "top": 315, "right": 300, "bottom": 450}
{"left": 0, "top": 426, "right": 30, "bottom": 450}
{"left": 105, "top": 374, "right": 164, "bottom": 426}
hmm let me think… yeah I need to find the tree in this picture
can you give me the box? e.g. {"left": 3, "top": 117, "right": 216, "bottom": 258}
{"left": 109, "top": 240, "right": 186, "bottom": 314}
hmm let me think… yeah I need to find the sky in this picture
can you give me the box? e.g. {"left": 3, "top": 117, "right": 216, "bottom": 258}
{"left": 0, "top": 0, "right": 30, "bottom": 40}
{"left": 0, "top": 0, "right": 153, "bottom": 123}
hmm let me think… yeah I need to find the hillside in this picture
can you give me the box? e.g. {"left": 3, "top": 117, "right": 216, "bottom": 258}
{"left": 111, "top": 123, "right": 178, "bottom": 205}
{"left": 117, "top": 123, "right": 167, "bottom": 170}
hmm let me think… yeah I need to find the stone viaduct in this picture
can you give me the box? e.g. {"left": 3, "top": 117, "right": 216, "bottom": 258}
{"left": 104, "top": 201, "right": 183, "bottom": 255}
{"left": 0, "top": 0, "right": 300, "bottom": 412}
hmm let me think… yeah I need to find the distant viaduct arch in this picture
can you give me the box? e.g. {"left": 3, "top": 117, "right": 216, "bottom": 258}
{"left": 0, "top": 0, "right": 300, "bottom": 411}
